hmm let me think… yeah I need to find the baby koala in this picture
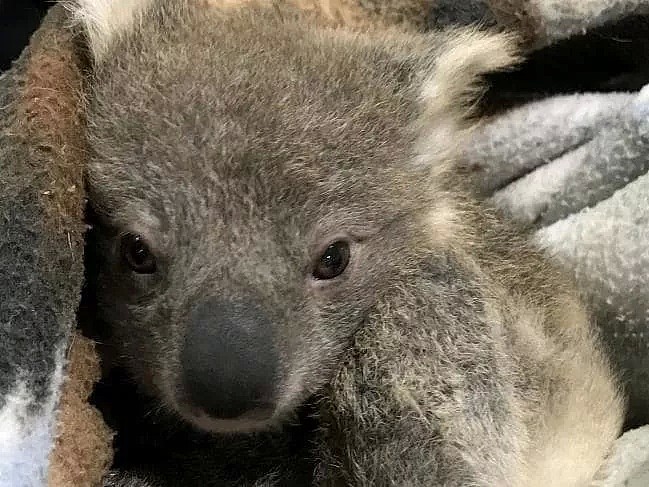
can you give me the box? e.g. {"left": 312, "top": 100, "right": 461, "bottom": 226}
{"left": 74, "top": 0, "right": 624, "bottom": 485}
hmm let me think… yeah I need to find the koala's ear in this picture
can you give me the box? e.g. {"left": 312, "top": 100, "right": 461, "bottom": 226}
{"left": 414, "top": 29, "right": 521, "bottom": 163}
{"left": 64, "top": 0, "right": 155, "bottom": 62}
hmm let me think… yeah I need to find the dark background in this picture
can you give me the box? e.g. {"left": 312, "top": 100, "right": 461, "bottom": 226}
{"left": 0, "top": 0, "right": 52, "bottom": 72}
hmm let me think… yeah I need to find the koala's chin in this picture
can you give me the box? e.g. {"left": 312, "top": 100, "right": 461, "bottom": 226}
{"left": 177, "top": 404, "right": 279, "bottom": 435}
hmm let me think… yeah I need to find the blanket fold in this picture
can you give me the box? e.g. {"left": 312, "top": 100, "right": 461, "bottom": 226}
{"left": 465, "top": 80, "right": 649, "bottom": 428}
{"left": 0, "top": 5, "right": 96, "bottom": 486}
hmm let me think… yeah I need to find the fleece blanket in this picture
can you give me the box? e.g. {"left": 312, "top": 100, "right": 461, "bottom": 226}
{"left": 0, "top": 5, "right": 102, "bottom": 487}
{"left": 0, "top": 1, "right": 648, "bottom": 486}
{"left": 432, "top": 0, "right": 649, "bottom": 429}
{"left": 445, "top": 0, "right": 649, "bottom": 483}
{"left": 466, "top": 87, "right": 649, "bottom": 424}
{"left": 466, "top": 86, "right": 649, "bottom": 487}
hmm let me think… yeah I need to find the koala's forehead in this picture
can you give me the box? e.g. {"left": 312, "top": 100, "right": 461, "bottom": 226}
{"left": 86, "top": 4, "right": 422, "bottom": 229}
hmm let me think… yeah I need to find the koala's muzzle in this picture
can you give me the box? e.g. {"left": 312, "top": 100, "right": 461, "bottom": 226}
{"left": 181, "top": 298, "right": 277, "bottom": 420}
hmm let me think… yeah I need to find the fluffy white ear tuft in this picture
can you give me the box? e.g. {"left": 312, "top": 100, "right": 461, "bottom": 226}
{"left": 415, "top": 29, "right": 521, "bottom": 164}
{"left": 64, "top": 0, "right": 155, "bottom": 61}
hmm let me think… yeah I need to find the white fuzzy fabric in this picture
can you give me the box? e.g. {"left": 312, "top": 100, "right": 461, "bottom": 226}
{"left": 534, "top": 0, "right": 649, "bottom": 44}
{"left": 596, "top": 426, "right": 649, "bottom": 486}
{"left": 0, "top": 349, "right": 65, "bottom": 487}
{"left": 469, "top": 92, "right": 633, "bottom": 196}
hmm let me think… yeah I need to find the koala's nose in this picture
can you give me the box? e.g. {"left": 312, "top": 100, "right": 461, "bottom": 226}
{"left": 181, "top": 298, "right": 277, "bottom": 419}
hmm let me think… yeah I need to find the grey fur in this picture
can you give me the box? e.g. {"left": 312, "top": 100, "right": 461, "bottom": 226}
{"left": 78, "top": 1, "right": 624, "bottom": 485}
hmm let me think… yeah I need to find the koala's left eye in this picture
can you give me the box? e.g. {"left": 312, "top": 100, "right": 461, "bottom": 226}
{"left": 313, "top": 241, "right": 350, "bottom": 280}
{"left": 121, "top": 233, "right": 157, "bottom": 274}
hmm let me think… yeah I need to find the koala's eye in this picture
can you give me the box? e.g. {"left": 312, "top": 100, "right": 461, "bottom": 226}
{"left": 313, "top": 241, "right": 350, "bottom": 280}
{"left": 121, "top": 233, "right": 157, "bottom": 274}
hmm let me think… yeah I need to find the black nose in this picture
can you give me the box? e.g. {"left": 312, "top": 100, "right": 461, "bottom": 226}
{"left": 181, "top": 298, "right": 277, "bottom": 419}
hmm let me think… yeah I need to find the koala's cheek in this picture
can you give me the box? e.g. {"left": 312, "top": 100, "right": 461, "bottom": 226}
{"left": 95, "top": 280, "right": 174, "bottom": 387}
{"left": 273, "top": 317, "right": 359, "bottom": 412}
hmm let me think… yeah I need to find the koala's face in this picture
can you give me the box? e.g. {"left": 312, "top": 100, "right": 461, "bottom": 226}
{"left": 83, "top": 1, "right": 512, "bottom": 432}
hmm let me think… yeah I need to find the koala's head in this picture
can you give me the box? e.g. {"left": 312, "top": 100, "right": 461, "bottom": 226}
{"left": 75, "top": 0, "right": 517, "bottom": 433}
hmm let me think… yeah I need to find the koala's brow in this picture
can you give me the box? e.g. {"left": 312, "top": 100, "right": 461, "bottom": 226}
{"left": 377, "top": 210, "right": 418, "bottom": 232}
{"left": 314, "top": 208, "right": 414, "bottom": 244}
{"left": 103, "top": 205, "right": 166, "bottom": 246}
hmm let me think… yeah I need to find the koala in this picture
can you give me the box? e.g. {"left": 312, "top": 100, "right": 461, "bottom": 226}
{"left": 73, "top": 0, "right": 625, "bottom": 485}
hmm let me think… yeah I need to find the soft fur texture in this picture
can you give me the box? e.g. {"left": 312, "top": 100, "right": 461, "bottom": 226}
{"left": 65, "top": 0, "right": 156, "bottom": 60}
{"left": 70, "top": 1, "right": 623, "bottom": 485}
{"left": 283, "top": 0, "right": 434, "bottom": 30}
{"left": 314, "top": 218, "right": 624, "bottom": 485}
{"left": 3, "top": 0, "right": 648, "bottom": 485}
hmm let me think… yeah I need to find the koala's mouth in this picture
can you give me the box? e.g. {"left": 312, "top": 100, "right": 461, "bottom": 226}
{"left": 180, "top": 405, "right": 278, "bottom": 434}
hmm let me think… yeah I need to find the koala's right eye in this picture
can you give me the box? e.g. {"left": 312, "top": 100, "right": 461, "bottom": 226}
{"left": 120, "top": 233, "right": 157, "bottom": 274}
{"left": 313, "top": 241, "right": 351, "bottom": 280}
